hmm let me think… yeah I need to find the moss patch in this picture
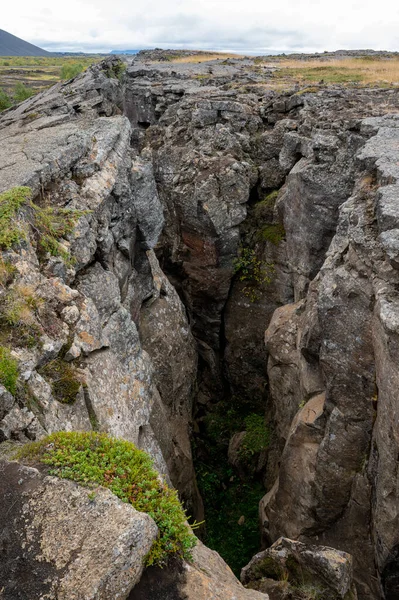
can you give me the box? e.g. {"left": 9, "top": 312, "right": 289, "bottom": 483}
{"left": 257, "top": 223, "right": 286, "bottom": 245}
{"left": 17, "top": 431, "right": 197, "bottom": 566}
{"left": 0, "top": 346, "right": 18, "bottom": 394}
{"left": 39, "top": 359, "right": 81, "bottom": 404}
{"left": 240, "top": 414, "right": 270, "bottom": 459}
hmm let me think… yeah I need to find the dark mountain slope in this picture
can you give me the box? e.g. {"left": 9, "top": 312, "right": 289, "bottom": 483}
{"left": 0, "top": 29, "right": 51, "bottom": 56}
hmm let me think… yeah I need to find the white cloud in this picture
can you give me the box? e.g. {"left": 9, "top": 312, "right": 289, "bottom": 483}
{"left": 2, "top": 0, "right": 399, "bottom": 53}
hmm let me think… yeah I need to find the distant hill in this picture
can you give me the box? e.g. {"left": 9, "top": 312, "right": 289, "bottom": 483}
{"left": 0, "top": 29, "right": 52, "bottom": 56}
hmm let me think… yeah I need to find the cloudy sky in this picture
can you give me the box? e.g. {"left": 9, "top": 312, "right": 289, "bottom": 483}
{"left": 3, "top": 0, "right": 399, "bottom": 54}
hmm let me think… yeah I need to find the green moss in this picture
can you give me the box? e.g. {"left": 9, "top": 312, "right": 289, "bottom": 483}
{"left": 39, "top": 359, "right": 81, "bottom": 404}
{"left": 0, "top": 187, "right": 31, "bottom": 249}
{"left": 0, "top": 346, "right": 18, "bottom": 394}
{"left": 17, "top": 431, "right": 197, "bottom": 566}
{"left": 240, "top": 414, "right": 270, "bottom": 458}
{"left": 252, "top": 555, "right": 285, "bottom": 579}
{"left": 257, "top": 223, "right": 285, "bottom": 245}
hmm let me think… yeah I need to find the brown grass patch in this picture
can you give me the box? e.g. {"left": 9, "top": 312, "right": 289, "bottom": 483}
{"left": 170, "top": 52, "right": 244, "bottom": 63}
{"left": 273, "top": 57, "right": 399, "bottom": 86}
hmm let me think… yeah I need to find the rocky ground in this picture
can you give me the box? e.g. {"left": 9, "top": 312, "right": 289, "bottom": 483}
{"left": 1, "top": 54, "right": 399, "bottom": 599}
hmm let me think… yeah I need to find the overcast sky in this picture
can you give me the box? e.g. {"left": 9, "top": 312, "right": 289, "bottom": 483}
{"left": 3, "top": 0, "right": 399, "bottom": 54}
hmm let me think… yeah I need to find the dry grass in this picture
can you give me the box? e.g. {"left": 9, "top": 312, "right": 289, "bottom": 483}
{"left": 171, "top": 52, "right": 244, "bottom": 63}
{"left": 273, "top": 57, "right": 399, "bottom": 86}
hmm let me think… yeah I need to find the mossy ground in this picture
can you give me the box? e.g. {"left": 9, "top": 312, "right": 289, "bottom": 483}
{"left": 17, "top": 431, "right": 197, "bottom": 566}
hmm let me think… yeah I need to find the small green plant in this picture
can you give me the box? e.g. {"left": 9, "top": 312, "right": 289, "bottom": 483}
{"left": 0, "top": 345, "right": 18, "bottom": 394}
{"left": 17, "top": 431, "right": 197, "bottom": 566}
{"left": 233, "top": 247, "right": 274, "bottom": 301}
{"left": 0, "top": 89, "right": 12, "bottom": 111}
{"left": 39, "top": 358, "right": 81, "bottom": 404}
{"left": 13, "top": 82, "right": 34, "bottom": 103}
{"left": 33, "top": 203, "right": 88, "bottom": 264}
{"left": 0, "top": 186, "right": 88, "bottom": 263}
{"left": 0, "top": 186, "right": 32, "bottom": 249}
{"left": 240, "top": 414, "right": 270, "bottom": 458}
{"left": 60, "top": 63, "right": 84, "bottom": 80}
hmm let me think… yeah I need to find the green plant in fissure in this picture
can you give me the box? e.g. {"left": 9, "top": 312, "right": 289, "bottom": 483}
{"left": 17, "top": 432, "right": 196, "bottom": 566}
{"left": 0, "top": 187, "right": 32, "bottom": 249}
{"left": 257, "top": 223, "right": 285, "bottom": 245}
{"left": 38, "top": 359, "right": 81, "bottom": 405}
{"left": 233, "top": 247, "right": 274, "bottom": 302}
{"left": 0, "top": 346, "right": 18, "bottom": 394}
{"left": 0, "top": 186, "right": 88, "bottom": 264}
{"left": 193, "top": 396, "right": 268, "bottom": 575}
{"left": 240, "top": 414, "right": 270, "bottom": 458}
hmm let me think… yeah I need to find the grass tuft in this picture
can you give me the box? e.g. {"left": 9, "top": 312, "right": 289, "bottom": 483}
{"left": 0, "top": 186, "right": 89, "bottom": 263}
{"left": 0, "top": 345, "right": 18, "bottom": 395}
{"left": 17, "top": 431, "right": 197, "bottom": 566}
{"left": 0, "top": 186, "right": 31, "bottom": 250}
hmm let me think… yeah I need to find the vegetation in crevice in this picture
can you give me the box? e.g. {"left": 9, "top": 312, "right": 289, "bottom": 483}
{"left": 38, "top": 358, "right": 82, "bottom": 405}
{"left": 240, "top": 414, "right": 270, "bottom": 459}
{"left": 0, "top": 345, "right": 18, "bottom": 394}
{"left": 0, "top": 186, "right": 88, "bottom": 264}
{"left": 233, "top": 246, "right": 275, "bottom": 302}
{"left": 103, "top": 60, "right": 126, "bottom": 80}
{"left": 0, "top": 284, "right": 43, "bottom": 349}
{"left": 194, "top": 394, "right": 269, "bottom": 575}
{"left": 17, "top": 431, "right": 197, "bottom": 566}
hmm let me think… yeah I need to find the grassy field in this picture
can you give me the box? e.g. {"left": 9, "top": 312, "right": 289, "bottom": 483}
{"left": 169, "top": 52, "right": 244, "bottom": 63}
{"left": 0, "top": 55, "right": 102, "bottom": 111}
{"left": 270, "top": 57, "right": 399, "bottom": 86}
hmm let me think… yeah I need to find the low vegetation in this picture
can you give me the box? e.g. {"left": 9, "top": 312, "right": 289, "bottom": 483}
{"left": 39, "top": 359, "right": 81, "bottom": 404}
{"left": 273, "top": 57, "right": 399, "bottom": 86}
{"left": 0, "top": 284, "right": 43, "bottom": 349}
{"left": 0, "top": 345, "right": 18, "bottom": 394}
{"left": 194, "top": 392, "right": 270, "bottom": 575}
{"left": 0, "top": 186, "right": 88, "bottom": 264}
{"left": 17, "top": 431, "right": 197, "bottom": 565}
{"left": 0, "top": 55, "right": 101, "bottom": 111}
{"left": 234, "top": 246, "right": 274, "bottom": 302}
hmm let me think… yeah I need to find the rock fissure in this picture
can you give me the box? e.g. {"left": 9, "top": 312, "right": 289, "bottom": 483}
{"left": 2, "top": 55, "right": 399, "bottom": 599}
